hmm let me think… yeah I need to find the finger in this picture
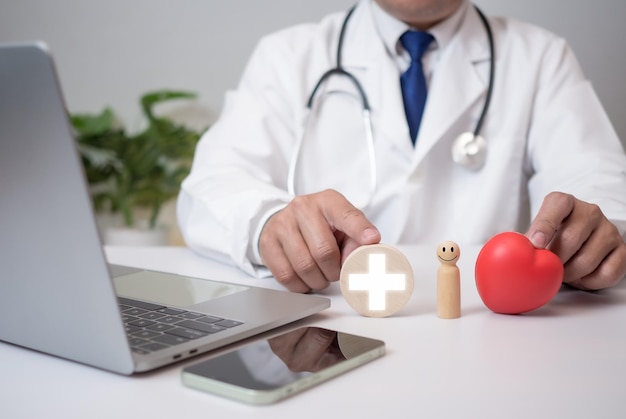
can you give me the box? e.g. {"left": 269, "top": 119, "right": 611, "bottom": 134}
{"left": 525, "top": 192, "right": 575, "bottom": 249}
{"left": 259, "top": 216, "right": 313, "bottom": 293}
{"left": 294, "top": 190, "right": 379, "bottom": 283}
{"left": 320, "top": 190, "right": 381, "bottom": 246}
{"left": 318, "top": 190, "right": 380, "bottom": 266}
{"left": 339, "top": 236, "right": 363, "bottom": 264}
{"left": 261, "top": 201, "right": 334, "bottom": 291}
{"left": 297, "top": 206, "right": 343, "bottom": 284}
{"left": 292, "top": 328, "right": 337, "bottom": 371}
{"left": 547, "top": 202, "right": 600, "bottom": 265}
{"left": 334, "top": 229, "right": 370, "bottom": 264}
{"left": 567, "top": 243, "right": 626, "bottom": 290}
{"left": 261, "top": 235, "right": 311, "bottom": 293}
{"left": 260, "top": 190, "right": 380, "bottom": 290}
{"left": 268, "top": 327, "right": 309, "bottom": 359}
{"left": 281, "top": 227, "right": 331, "bottom": 291}
{"left": 561, "top": 220, "right": 622, "bottom": 283}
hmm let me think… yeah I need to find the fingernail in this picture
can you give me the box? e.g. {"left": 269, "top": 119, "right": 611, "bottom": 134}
{"left": 362, "top": 227, "right": 379, "bottom": 241}
{"left": 530, "top": 231, "right": 547, "bottom": 248}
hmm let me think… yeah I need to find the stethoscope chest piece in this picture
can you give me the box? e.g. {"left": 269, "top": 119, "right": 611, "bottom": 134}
{"left": 451, "top": 132, "right": 487, "bottom": 171}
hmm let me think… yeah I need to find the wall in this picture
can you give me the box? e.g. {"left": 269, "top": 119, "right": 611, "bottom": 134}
{"left": 474, "top": 0, "right": 626, "bottom": 148}
{"left": 0, "top": 0, "right": 351, "bottom": 131}
{"left": 1, "top": 0, "right": 624, "bottom": 145}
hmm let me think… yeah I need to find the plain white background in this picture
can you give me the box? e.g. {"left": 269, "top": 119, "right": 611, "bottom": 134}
{"left": 1, "top": 0, "right": 625, "bottom": 148}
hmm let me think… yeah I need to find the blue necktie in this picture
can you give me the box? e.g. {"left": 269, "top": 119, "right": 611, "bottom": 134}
{"left": 400, "top": 31, "right": 434, "bottom": 145}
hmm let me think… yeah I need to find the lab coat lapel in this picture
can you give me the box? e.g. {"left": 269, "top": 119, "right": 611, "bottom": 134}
{"left": 341, "top": 1, "right": 415, "bottom": 157}
{"left": 414, "top": 7, "right": 491, "bottom": 166}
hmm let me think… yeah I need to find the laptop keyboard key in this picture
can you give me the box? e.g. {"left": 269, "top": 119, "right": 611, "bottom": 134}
{"left": 158, "top": 316, "right": 183, "bottom": 324}
{"left": 125, "top": 325, "right": 142, "bottom": 334}
{"left": 157, "top": 307, "right": 186, "bottom": 315}
{"left": 178, "top": 312, "right": 205, "bottom": 320}
{"left": 131, "top": 330, "right": 161, "bottom": 339}
{"left": 122, "top": 314, "right": 140, "bottom": 323}
{"left": 146, "top": 323, "right": 175, "bottom": 332}
{"left": 118, "top": 297, "right": 165, "bottom": 311}
{"left": 129, "top": 337, "right": 149, "bottom": 346}
{"left": 124, "top": 308, "right": 149, "bottom": 316}
{"left": 128, "top": 319, "right": 157, "bottom": 328}
{"left": 120, "top": 298, "right": 245, "bottom": 353}
{"left": 139, "top": 312, "right": 166, "bottom": 320}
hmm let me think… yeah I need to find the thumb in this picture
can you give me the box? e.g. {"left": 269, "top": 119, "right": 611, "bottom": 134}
{"left": 525, "top": 192, "right": 574, "bottom": 248}
{"left": 526, "top": 228, "right": 550, "bottom": 249}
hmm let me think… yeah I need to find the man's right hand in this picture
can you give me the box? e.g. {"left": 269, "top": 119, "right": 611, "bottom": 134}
{"left": 259, "top": 189, "right": 381, "bottom": 293}
{"left": 268, "top": 327, "right": 345, "bottom": 372}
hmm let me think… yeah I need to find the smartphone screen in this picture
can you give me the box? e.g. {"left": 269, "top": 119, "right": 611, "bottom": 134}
{"left": 182, "top": 326, "right": 385, "bottom": 404}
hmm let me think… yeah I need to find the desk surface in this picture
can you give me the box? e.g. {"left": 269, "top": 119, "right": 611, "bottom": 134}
{"left": 3, "top": 245, "right": 625, "bottom": 419}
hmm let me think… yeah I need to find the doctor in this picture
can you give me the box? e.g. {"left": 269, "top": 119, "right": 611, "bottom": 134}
{"left": 178, "top": 0, "right": 626, "bottom": 293}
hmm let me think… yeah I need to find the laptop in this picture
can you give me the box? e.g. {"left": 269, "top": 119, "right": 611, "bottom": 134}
{"left": 0, "top": 42, "right": 330, "bottom": 374}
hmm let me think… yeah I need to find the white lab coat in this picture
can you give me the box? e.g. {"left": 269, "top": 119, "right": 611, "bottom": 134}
{"left": 178, "top": 0, "right": 626, "bottom": 276}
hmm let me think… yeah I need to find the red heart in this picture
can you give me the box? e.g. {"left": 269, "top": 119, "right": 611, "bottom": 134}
{"left": 475, "top": 232, "right": 563, "bottom": 314}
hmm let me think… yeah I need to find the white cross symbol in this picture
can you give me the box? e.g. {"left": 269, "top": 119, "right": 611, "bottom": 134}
{"left": 348, "top": 253, "right": 406, "bottom": 311}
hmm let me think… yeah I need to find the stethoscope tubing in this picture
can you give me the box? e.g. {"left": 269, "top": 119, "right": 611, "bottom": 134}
{"left": 471, "top": 6, "right": 495, "bottom": 138}
{"left": 288, "top": 3, "right": 494, "bottom": 204}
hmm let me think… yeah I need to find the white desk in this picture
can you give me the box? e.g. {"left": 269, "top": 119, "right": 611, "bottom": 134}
{"left": 3, "top": 245, "right": 625, "bottom": 419}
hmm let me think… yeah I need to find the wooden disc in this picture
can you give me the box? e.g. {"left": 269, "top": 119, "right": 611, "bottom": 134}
{"left": 340, "top": 244, "right": 414, "bottom": 317}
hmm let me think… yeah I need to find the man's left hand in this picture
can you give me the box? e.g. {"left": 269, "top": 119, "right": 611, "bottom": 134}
{"left": 525, "top": 192, "right": 626, "bottom": 290}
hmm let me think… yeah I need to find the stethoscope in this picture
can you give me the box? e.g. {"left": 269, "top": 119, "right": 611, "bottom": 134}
{"left": 288, "top": 4, "right": 495, "bottom": 206}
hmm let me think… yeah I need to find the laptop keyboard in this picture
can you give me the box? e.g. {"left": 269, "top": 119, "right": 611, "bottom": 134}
{"left": 118, "top": 297, "right": 243, "bottom": 354}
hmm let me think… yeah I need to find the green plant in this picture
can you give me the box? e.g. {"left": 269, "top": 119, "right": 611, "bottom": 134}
{"left": 72, "top": 90, "right": 203, "bottom": 229}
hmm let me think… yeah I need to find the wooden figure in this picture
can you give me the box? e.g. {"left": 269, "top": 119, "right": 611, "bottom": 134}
{"left": 436, "top": 240, "right": 461, "bottom": 319}
{"left": 340, "top": 244, "right": 414, "bottom": 318}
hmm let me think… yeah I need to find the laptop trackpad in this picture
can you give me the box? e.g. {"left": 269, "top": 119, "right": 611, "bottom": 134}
{"left": 112, "top": 269, "right": 247, "bottom": 308}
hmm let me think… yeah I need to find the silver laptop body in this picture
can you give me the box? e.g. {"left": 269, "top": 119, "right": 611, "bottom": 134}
{"left": 0, "top": 42, "right": 329, "bottom": 374}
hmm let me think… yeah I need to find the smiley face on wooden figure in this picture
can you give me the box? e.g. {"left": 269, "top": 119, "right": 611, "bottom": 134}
{"left": 436, "top": 240, "right": 461, "bottom": 319}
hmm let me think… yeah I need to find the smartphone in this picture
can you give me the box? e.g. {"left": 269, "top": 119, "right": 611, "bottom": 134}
{"left": 182, "top": 326, "right": 385, "bottom": 404}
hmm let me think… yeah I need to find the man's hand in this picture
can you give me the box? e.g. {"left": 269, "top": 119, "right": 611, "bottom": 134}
{"left": 525, "top": 192, "right": 626, "bottom": 290}
{"left": 268, "top": 327, "right": 345, "bottom": 372}
{"left": 259, "top": 189, "right": 381, "bottom": 293}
